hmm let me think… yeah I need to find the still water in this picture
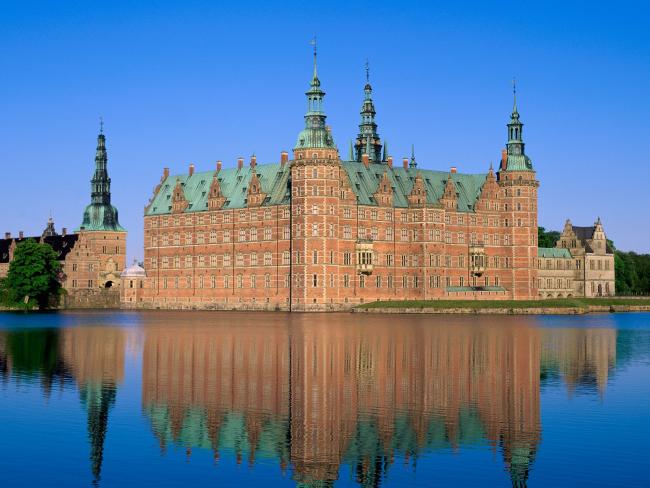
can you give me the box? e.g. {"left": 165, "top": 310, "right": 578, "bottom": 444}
{"left": 0, "top": 312, "right": 649, "bottom": 487}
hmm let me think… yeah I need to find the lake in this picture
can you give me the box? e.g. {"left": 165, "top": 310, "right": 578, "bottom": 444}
{"left": 0, "top": 311, "right": 649, "bottom": 487}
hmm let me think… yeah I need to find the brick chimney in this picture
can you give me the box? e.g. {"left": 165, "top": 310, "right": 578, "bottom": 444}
{"left": 237, "top": 157, "right": 244, "bottom": 170}
{"left": 4, "top": 232, "right": 9, "bottom": 239}
{"left": 362, "top": 153, "right": 369, "bottom": 167}
{"left": 280, "top": 151, "right": 288, "bottom": 166}
{"left": 189, "top": 163, "right": 195, "bottom": 176}
{"left": 402, "top": 158, "right": 409, "bottom": 169}
{"left": 501, "top": 149, "right": 507, "bottom": 170}
{"left": 18, "top": 231, "right": 24, "bottom": 239}
{"left": 216, "top": 160, "right": 222, "bottom": 172}
{"left": 62, "top": 228, "right": 67, "bottom": 236}
{"left": 250, "top": 155, "right": 257, "bottom": 168}
{"left": 163, "top": 167, "right": 170, "bottom": 179}
{"left": 387, "top": 156, "right": 393, "bottom": 168}
{"left": 450, "top": 166, "right": 457, "bottom": 174}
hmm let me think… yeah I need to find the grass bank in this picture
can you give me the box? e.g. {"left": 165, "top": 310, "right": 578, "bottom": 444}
{"left": 357, "top": 297, "right": 650, "bottom": 312}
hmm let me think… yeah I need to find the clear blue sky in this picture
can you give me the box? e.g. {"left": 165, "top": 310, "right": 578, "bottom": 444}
{"left": 1, "top": 0, "right": 648, "bottom": 258}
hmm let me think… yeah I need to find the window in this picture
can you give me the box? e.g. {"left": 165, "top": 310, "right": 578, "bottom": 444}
{"left": 359, "top": 275, "right": 365, "bottom": 288}
{"left": 386, "top": 227, "right": 393, "bottom": 240}
{"left": 343, "top": 274, "right": 350, "bottom": 287}
{"left": 312, "top": 251, "right": 318, "bottom": 264}
{"left": 283, "top": 251, "right": 290, "bottom": 265}
{"left": 251, "top": 275, "right": 256, "bottom": 288}
{"left": 344, "top": 208, "right": 352, "bottom": 218}
{"left": 312, "top": 274, "right": 318, "bottom": 287}
{"left": 239, "top": 229, "right": 246, "bottom": 242}
{"left": 236, "top": 253, "right": 244, "bottom": 266}
{"left": 401, "top": 255, "right": 408, "bottom": 267}
{"left": 386, "top": 254, "right": 394, "bottom": 266}
{"left": 250, "top": 227, "right": 258, "bottom": 241}
{"left": 237, "top": 274, "right": 243, "bottom": 288}
{"left": 376, "top": 275, "right": 381, "bottom": 288}
{"left": 224, "top": 253, "right": 231, "bottom": 266}
{"left": 224, "top": 275, "right": 230, "bottom": 288}
{"left": 344, "top": 252, "right": 351, "bottom": 265}
{"left": 264, "top": 252, "right": 272, "bottom": 265}
{"left": 223, "top": 230, "right": 231, "bottom": 242}
{"left": 251, "top": 253, "right": 258, "bottom": 266}
{"left": 265, "top": 274, "right": 271, "bottom": 288}
{"left": 401, "top": 229, "right": 408, "bottom": 241}
{"left": 344, "top": 226, "right": 352, "bottom": 239}
{"left": 312, "top": 223, "right": 319, "bottom": 236}
{"left": 283, "top": 226, "right": 290, "bottom": 239}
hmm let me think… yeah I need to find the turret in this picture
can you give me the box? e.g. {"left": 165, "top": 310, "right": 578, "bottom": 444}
{"left": 354, "top": 61, "right": 383, "bottom": 163}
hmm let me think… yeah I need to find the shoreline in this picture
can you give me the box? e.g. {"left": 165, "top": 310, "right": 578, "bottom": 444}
{"left": 354, "top": 304, "right": 650, "bottom": 315}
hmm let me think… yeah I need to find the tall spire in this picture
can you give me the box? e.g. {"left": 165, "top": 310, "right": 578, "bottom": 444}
{"left": 410, "top": 144, "right": 417, "bottom": 168}
{"left": 503, "top": 80, "right": 533, "bottom": 171}
{"left": 354, "top": 60, "right": 382, "bottom": 162}
{"left": 77, "top": 125, "right": 125, "bottom": 231}
{"left": 294, "top": 39, "right": 336, "bottom": 152}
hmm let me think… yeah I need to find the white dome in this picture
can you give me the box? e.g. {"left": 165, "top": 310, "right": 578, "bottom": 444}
{"left": 121, "top": 260, "right": 146, "bottom": 278}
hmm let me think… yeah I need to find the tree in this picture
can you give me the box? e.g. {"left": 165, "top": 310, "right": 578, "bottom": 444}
{"left": 538, "top": 227, "right": 560, "bottom": 248}
{"left": 3, "top": 240, "right": 62, "bottom": 309}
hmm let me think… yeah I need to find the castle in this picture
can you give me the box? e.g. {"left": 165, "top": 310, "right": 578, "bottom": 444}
{"left": 0, "top": 128, "right": 127, "bottom": 307}
{"left": 135, "top": 50, "right": 540, "bottom": 311}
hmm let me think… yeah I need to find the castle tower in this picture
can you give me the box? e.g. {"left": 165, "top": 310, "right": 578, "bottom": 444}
{"left": 76, "top": 122, "right": 127, "bottom": 289}
{"left": 291, "top": 42, "right": 341, "bottom": 310}
{"left": 353, "top": 62, "right": 383, "bottom": 163}
{"left": 497, "top": 82, "right": 539, "bottom": 299}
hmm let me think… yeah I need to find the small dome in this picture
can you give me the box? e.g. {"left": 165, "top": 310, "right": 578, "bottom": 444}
{"left": 121, "top": 259, "right": 146, "bottom": 278}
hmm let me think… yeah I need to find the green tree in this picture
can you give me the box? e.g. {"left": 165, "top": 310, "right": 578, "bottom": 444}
{"left": 4, "top": 240, "right": 62, "bottom": 309}
{"left": 538, "top": 227, "right": 560, "bottom": 248}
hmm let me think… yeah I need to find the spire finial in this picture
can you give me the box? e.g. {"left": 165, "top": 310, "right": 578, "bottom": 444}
{"left": 512, "top": 77, "right": 517, "bottom": 113}
{"left": 365, "top": 59, "right": 370, "bottom": 84}
{"left": 309, "top": 36, "right": 317, "bottom": 79}
{"left": 410, "top": 144, "right": 417, "bottom": 168}
{"left": 99, "top": 116, "right": 104, "bottom": 135}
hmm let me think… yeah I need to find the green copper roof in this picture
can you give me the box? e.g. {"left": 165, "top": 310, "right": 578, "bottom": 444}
{"left": 77, "top": 131, "right": 125, "bottom": 232}
{"left": 78, "top": 203, "right": 125, "bottom": 232}
{"left": 146, "top": 164, "right": 291, "bottom": 216}
{"left": 538, "top": 247, "right": 572, "bottom": 258}
{"left": 147, "top": 161, "right": 490, "bottom": 215}
{"left": 341, "top": 162, "right": 487, "bottom": 211}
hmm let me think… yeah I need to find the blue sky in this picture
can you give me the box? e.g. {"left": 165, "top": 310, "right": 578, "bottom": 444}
{"left": 1, "top": 0, "right": 648, "bottom": 257}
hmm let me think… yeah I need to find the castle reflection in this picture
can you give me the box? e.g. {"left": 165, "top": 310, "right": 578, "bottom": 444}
{"left": 0, "top": 326, "right": 125, "bottom": 486}
{"left": 139, "top": 314, "right": 617, "bottom": 487}
{"left": 0, "top": 315, "right": 619, "bottom": 487}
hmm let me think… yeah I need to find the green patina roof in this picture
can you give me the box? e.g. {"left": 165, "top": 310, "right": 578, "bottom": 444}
{"left": 538, "top": 247, "right": 572, "bottom": 258}
{"left": 146, "top": 164, "right": 291, "bottom": 216}
{"left": 77, "top": 203, "right": 125, "bottom": 232}
{"left": 341, "top": 162, "right": 487, "bottom": 211}
{"left": 146, "top": 161, "right": 489, "bottom": 215}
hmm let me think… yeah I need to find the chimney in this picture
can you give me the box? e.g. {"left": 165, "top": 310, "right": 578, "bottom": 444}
{"left": 237, "top": 157, "right": 244, "bottom": 170}
{"left": 19, "top": 231, "right": 24, "bottom": 239}
{"left": 216, "top": 160, "right": 222, "bottom": 172}
{"left": 402, "top": 158, "right": 409, "bottom": 169}
{"left": 280, "top": 151, "right": 288, "bottom": 166}
{"left": 450, "top": 166, "right": 457, "bottom": 174}
{"left": 387, "top": 156, "right": 393, "bottom": 168}
{"left": 189, "top": 163, "right": 195, "bottom": 176}
{"left": 362, "top": 153, "right": 369, "bottom": 167}
{"left": 163, "top": 167, "right": 170, "bottom": 179}
{"left": 62, "top": 228, "right": 67, "bottom": 236}
{"left": 250, "top": 155, "right": 257, "bottom": 168}
{"left": 4, "top": 232, "right": 9, "bottom": 239}
{"left": 501, "top": 149, "right": 507, "bottom": 170}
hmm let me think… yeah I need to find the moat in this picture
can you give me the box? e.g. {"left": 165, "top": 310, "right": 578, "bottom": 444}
{"left": 0, "top": 311, "right": 649, "bottom": 487}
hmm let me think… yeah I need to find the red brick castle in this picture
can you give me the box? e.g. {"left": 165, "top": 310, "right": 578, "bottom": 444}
{"left": 138, "top": 49, "right": 539, "bottom": 311}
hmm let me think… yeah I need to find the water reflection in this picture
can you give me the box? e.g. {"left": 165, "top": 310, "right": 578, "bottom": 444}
{"left": 0, "top": 314, "right": 622, "bottom": 487}
{"left": 0, "top": 326, "right": 125, "bottom": 486}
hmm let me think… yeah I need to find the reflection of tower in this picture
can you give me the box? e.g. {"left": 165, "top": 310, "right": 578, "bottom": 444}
{"left": 61, "top": 327, "right": 125, "bottom": 485}
{"left": 81, "top": 383, "right": 117, "bottom": 484}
